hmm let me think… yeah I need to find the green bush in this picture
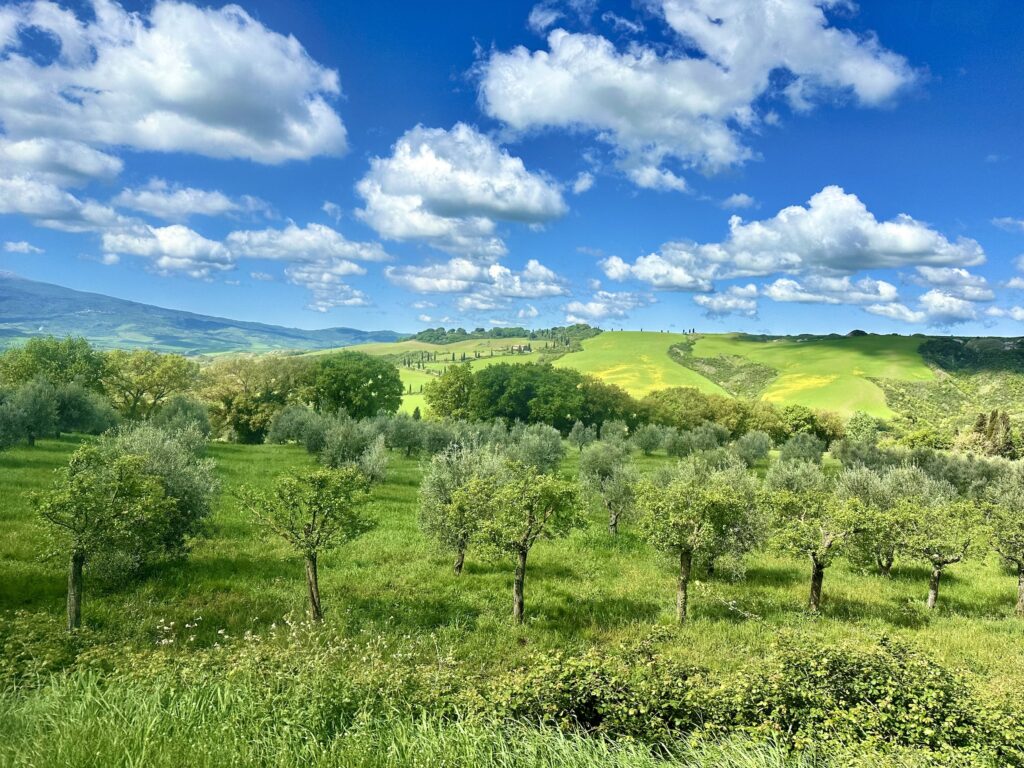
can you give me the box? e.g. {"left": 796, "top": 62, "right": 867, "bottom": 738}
{"left": 779, "top": 432, "right": 825, "bottom": 464}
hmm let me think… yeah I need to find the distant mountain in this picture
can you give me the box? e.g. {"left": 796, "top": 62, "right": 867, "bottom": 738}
{"left": 0, "top": 274, "right": 404, "bottom": 355}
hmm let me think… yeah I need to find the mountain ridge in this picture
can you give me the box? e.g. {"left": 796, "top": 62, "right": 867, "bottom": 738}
{"left": 0, "top": 273, "right": 404, "bottom": 355}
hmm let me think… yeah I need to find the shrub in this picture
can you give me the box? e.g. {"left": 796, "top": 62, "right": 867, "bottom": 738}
{"left": 779, "top": 432, "right": 825, "bottom": 464}
{"left": 724, "top": 636, "right": 1021, "bottom": 759}
{"left": 732, "top": 430, "right": 771, "bottom": 467}
{"left": 152, "top": 395, "right": 210, "bottom": 437}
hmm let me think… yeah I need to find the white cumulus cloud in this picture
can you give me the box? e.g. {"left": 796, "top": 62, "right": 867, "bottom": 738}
{"left": 480, "top": 1, "right": 914, "bottom": 188}
{"left": 603, "top": 186, "right": 983, "bottom": 288}
{"left": 114, "top": 179, "right": 264, "bottom": 221}
{"left": 564, "top": 290, "right": 652, "bottom": 323}
{"left": 357, "top": 123, "right": 566, "bottom": 260}
{"left": 0, "top": 0, "right": 347, "bottom": 163}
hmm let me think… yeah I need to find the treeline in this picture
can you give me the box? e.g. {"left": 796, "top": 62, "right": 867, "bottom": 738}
{"left": 0, "top": 336, "right": 404, "bottom": 447}
{"left": 413, "top": 324, "right": 601, "bottom": 345}
{"left": 425, "top": 362, "right": 846, "bottom": 442}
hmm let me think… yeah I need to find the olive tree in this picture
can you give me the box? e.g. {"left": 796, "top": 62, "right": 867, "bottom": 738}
{"left": 579, "top": 440, "right": 634, "bottom": 535}
{"left": 385, "top": 413, "right": 423, "bottom": 456}
{"left": 905, "top": 498, "right": 980, "bottom": 610}
{"left": 986, "top": 465, "right": 1024, "bottom": 615}
{"left": 764, "top": 460, "right": 857, "bottom": 613}
{"left": 836, "top": 465, "right": 952, "bottom": 577}
{"left": 35, "top": 448, "right": 174, "bottom": 630}
{"left": 508, "top": 423, "right": 565, "bottom": 475}
{"left": 636, "top": 456, "right": 756, "bottom": 622}
{"left": 462, "top": 463, "right": 583, "bottom": 623}
{"left": 779, "top": 432, "right": 825, "bottom": 464}
{"left": 732, "top": 430, "right": 771, "bottom": 468}
{"left": 567, "top": 420, "right": 596, "bottom": 453}
{"left": 152, "top": 395, "right": 210, "bottom": 437}
{"left": 238, "top": 467, "right": 374, "bottom": 622}
{"left": 419, "top": 443, "right": 505, "bottom": 575}
{"left": 631, "top": 423, "right": 665, "bottom": 456}
{"left": 104, "top": 423, "right": 219, "bottom": 560}
{"left": 5, "top": 378, "right": 59, "bottom": 446}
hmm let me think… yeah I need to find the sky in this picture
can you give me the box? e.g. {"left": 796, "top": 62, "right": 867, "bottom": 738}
{"left": 1, "top": 0, "right": 1023, "bottom": 335}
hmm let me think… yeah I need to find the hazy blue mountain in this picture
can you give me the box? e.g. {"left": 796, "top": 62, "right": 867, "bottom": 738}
{"left": 0, "top": 273, "right": 404, "bottom": 354}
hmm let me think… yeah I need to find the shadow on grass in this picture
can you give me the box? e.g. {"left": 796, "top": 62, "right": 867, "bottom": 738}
{"left": 743, "top": 564, "right": 804, "bottom": 588}
{"left": 540, "top": 590, "right": 662, "bottom": 629}
{"left": 343, "top": 592, "right": 484, "bottom": 631}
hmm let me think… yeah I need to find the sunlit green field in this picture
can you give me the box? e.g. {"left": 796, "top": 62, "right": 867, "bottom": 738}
{"left": 553, "top": 331, "right": 726, "bottom": 397}
{"left": 3, "top": 436, "right": 1024, "bottom": 765}
{"left": 3, "top": 437, "right": 1023, "bottom": 686}
{"left": 691, "top": 334, "right": 935, "bottom": 417}
{"left": 341, "top": 332, "right": 938, "bottom": 416}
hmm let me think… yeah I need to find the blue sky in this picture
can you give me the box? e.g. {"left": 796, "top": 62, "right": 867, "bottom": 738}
{"left": 1, "top": 0, "right": 1023, "bottom": 335}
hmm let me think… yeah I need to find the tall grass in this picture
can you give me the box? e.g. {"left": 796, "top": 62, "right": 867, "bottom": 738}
{"left": 2, "top": 670, "right": 944, "bottom": 768}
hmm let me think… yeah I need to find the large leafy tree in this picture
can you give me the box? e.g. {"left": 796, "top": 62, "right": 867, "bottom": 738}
{"left": 636, "top": 456, "right": 756, "bottom": 622}
{"left": 0, "top": 336, "right": 106, "bottom": 390}
{"left": 202, "top": 355, "right": 312, "bottom": 443}
{"left": 313, "top": 352, "right": 402, "bottom": 418}
{"left": 424, "top": 363, "right": 474, "bottom": 420}
{"left": 764, "top": 460, "right": 858, "bottom": 614}
{"left": 238, "top": 467, "right": 374, "bottom": 621}
{"left": 461, "top": 463, "right": 583, "bottom": 623}
{"left": 103, "top": 349, "right": 198, "bottom": 419}
{"left": 35, "top": 447, "right": 175, "bottom": 630}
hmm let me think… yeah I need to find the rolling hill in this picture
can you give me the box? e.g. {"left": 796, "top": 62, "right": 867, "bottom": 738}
{"left": 5, "top": 273, "right": 1022, "bottom": 424}
{"left": 0, "top": 273, "right": 403, "bottom": 354}
{"left": 346, "top": 330, "right": 1019, "bottom": 424}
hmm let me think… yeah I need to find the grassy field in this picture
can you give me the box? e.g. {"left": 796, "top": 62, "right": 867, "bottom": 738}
{"left": 338, "top": 332, "right": 938, "bottom": 417}
{"left": 552, "top": 332, "right": 727, "bottom": 397}
{"left": 3, "top": 437, "right": 1024, "bottom": 684}
{"left": 4, "top": 436, "right": 1024, "bottom": 764}
{"left": 691, "top": 334, "right": 935, "bottom": 417}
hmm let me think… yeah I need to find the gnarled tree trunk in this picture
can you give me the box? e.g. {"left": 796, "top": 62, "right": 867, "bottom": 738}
{"left": 513, "top": 549, "right": 527, "bottom": 624}
{"left": 67, "top": 550, "right": 84, "bottom": 631}
{"left": 876, "top": 551, "right": 894, "bottom": 578}
{"left": 808, "top": 558, "right": 825, "bottom": 614}
{"left": 305, "top": 553, "right": 323, "bottom": 622}
{"left": 926, "top": 564, "right": 942, "bottom": 610}
{"left": 1016, "top": 566, "right": 1024, "bottom": 617}
{"left": 453, "top": 548, "right": 466, "bottom": 576}
{"left": 607, "top": 504, "right": 619, "bottom": 536}
{"left": 677, "top": 549, "right": 693, "bottom": 623}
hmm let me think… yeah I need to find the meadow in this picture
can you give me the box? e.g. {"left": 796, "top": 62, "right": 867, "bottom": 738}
{"left": 4, "top": 435, "right": 1024, "bottom": 766}
{"left": 340, "top": 331, "right": 947, "bottom": 419}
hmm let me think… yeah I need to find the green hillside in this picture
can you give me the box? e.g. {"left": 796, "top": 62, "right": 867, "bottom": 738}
{"left": 687, "top": 333, "right": 935, "bottom": 417}
{"left": 552, "top": 331, "right": 727, "bottom": 397}
{"left": 0, "top": 274, "right": 403, "bottom": 354}
{"left": 339, "top": 330, "right": 991, "bottom": 422}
